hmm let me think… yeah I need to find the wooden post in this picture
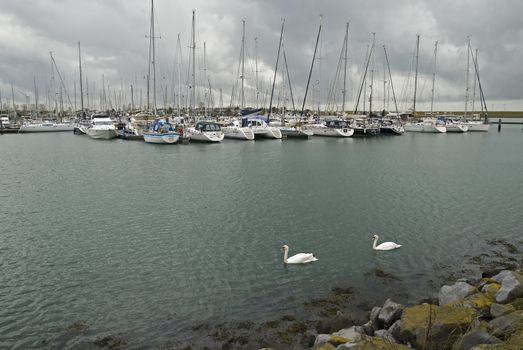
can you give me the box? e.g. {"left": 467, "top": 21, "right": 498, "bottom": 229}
{"left": 498, "top": 118, "right": 501, "bottom": 132}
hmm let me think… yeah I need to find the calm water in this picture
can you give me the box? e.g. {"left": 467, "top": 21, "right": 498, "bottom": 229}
{"left": 1, "top": 124, "right": 522, "bottom": 349}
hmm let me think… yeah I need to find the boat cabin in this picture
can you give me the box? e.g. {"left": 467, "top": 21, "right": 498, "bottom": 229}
{"left": 195, "top": 121, "right": 221, "bottom": 132}
{"left": 325, "top": 119, "right": 350, "bottom": 129}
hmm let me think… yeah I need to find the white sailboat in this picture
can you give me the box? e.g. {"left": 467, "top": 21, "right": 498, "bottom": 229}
{"left": 404, "top": 35, "right": 446, "bottom": 133}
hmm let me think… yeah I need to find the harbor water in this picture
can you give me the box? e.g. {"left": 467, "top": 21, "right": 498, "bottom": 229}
{"left": 1, "top": 124, "right": 522, "bottom": 348}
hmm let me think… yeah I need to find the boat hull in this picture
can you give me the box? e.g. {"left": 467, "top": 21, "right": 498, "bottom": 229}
{"left": 223, "top": 127, "right": 255, "bottom": 140}
{"left": 446, "top": 124, "right": 469, "bottom": 133}
{"left": 143, "top": 132, "right": 180, "bottom": 144}
{"left": 19, "top": 124, "right": 75, "bottom": 133}
{"left": 310, "top": 126, "right": 354, "bottom": 137}
{"left": 86, "top": 128, "right": 117, "bottom": 139}
{"left": 188, "top": 131, "right": 225, "bottom": 142}
{"left": 464, "top": 122, "right": 490, "bottom": 132}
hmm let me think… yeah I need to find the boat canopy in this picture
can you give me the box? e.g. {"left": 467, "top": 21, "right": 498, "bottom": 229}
{"left": 195, "top": 121, "right": 221, "bottom": 132}
{"left": 326, "top": 119, "right": 350, "bottom": 128}
{"left": 151, "top": 118, "right": 176, "bottom": 132}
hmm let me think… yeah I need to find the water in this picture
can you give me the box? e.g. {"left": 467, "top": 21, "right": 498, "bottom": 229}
{"left": 1, "top": 125, "right": 522, "bottom": 348}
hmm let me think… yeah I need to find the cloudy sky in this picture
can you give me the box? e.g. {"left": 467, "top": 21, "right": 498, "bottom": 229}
{"left": 0, "top": 0, "right": 522, "bottom": 113}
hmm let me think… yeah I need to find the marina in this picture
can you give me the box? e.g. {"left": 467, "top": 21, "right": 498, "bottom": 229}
{"left": 1, "top": 123, "right": 522, "bottom": 348}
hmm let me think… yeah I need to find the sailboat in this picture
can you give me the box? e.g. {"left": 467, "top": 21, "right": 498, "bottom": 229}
{"left": 404, "top": 35, "right": 446, "bottom": 133}
{"left": 222, "top": 20, "right": 255, "bottom": 141}
{"left": 461, "top": 37, "right": 489, "bottom": 132}
{"left": 142, "top": 0, "right": 180, "bottom": 144}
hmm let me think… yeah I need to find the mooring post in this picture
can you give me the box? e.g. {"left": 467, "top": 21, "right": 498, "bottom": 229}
{"left": 498, "top": 118, "right": 501, "bottom": 132}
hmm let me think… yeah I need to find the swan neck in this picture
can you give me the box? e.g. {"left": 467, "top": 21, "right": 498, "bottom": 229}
{"left": 283, "top": 248, "right": 288, "bottom": 263}
{"left": 372, "top": 238, "right": 378, "bottom": 249}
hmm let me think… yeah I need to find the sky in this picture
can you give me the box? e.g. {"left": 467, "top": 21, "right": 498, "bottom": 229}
{"left": 0, "top": 0, "right": 522, "bottom": 113}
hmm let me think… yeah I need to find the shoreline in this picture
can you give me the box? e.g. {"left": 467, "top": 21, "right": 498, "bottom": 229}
{"left": 43, "top": 237, "right": 523, "bottom": 349}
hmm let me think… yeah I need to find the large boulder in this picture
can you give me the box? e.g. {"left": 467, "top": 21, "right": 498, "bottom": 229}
{"left": 369, "top": 306, "right": 381, "bottom": 329}
{"left": 457, "top": 329, "right": 501, "bottom": 350}
{"left": 378, "top": 299, "right": 404, "bottom": 327}
{"left": 332, "top": 326, "right": 362, "bottom": 344}
{"left": 487, "top": 311, "right": 523, "bottom": 339}
{"left": 448, "top": 292, "right": 495, "bottom": 317}
{"left": 345, "top": 336, "right": 411, "bottom": 350}
{"left": 490, "top": 303, "right": 515, "bottom": 318}
{"left": 438, "top": 281, "right": 476, "bottom": 305}
{"left": 399, "top": 303, "right": 477, "bottom": 350}
{"left": 493, "top": 271, "right": 523, "bottom": 304}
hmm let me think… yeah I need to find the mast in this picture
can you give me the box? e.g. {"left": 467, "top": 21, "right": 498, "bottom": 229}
{"left": 240, "top": 20, "right": 245, "bottom": 108}
{"left": 34, "top": 76, "right": 39, "bottom": 118}
{"left": 11, "top": 81, "right": 16, "bottom": 122}
{"left": 430, "top": 41, "right": 438, "bottom": 114}
{"left": 176, "top": 34, "right": 182, "bottom": 117}
{"left": 151, "top": 0, "right": 157, "bottom": 115}
{"left": 413, "top": 34, "right": 420, "bottom": 118}
{"left": 301, "top": 15, "right": 322, "bottom": 116}
{"left": 191, "top": 10, "right": 196, "bottom": 117}
{"left": 464, "top": 36, "right": 471, "bottom": 119}
{"left": 383, "top": 45, "right": 399, "bottom": 114}
{"left": 203, "top": 41, "right": 207, "bottom": 116}
{"left": 341, "top": 22, "right": 349, "bottom": 114}
{"left": 255, "top": 37, "right": 259, "bottom": 108}
{"left": 268, "top": 19, "right": 285, "bottom": 120}
{"left": 78, "top": 42, "right": 84, "bottom": 117}
{"left": 472, "top": 48, "right": 478, "bottom": 114}
{"left": 50, "top": 52, "right": 58, "bottom": 117}
{"left": 369, "top": 32, "right": 375, "bottom": 116}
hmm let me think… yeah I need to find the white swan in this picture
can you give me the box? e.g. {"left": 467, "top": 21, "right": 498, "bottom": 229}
{"left": 281, "top": 245, "right": 318, "bottom": 264}
{"left": 372, "top": 234, "right": 402, "bottom": 251}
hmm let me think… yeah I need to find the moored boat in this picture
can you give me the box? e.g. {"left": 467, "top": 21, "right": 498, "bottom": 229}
{"left": 143, "top": 118, "right": 180, "bottom": 144}
{"left": 19, "top": 120, "right": 74, "bottom": 133}
{"left": 222, "top": 119, "right": 255, "bottom": 140}
{"left": 86, "top": 114, "right": 117, "bottom": 140}
{"left": 404, "top": 118, "right": 446, "bottom": 133}
{"left": 187, "top": 121, "right": 224, "bottom": 142}
{"left": 310, "top": 119, "right": 354, "bottom": 137}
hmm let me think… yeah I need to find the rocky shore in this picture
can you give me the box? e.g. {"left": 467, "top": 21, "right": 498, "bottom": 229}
{"left": 53, "top": 238, "right": 523, "bottom": 350}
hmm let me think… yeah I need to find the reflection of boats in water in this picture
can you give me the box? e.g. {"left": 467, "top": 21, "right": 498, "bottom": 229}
{"left": 143, "top": 118, "right": 180, "bottom": 144}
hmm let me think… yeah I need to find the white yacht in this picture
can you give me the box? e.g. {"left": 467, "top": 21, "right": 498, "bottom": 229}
{"left": 309, "top": 119, "right": 354, "bottom": 137}
{"left": 86, "top": 114, "right": 117, "bottom": 140}
{"left": 441, "top": 116, "right": 469, "bottom": 133}
{"left": 186, "top": 121, "right": 224, "bottom": 142}
{"left": 222, "top": 119, "right": 255, "bottom": 140}
{"left": 404, "top": 119, "right": 446, "bottom": 133}
{"left": 244, "top": 117, "right": 282, "bottom": 139}
{"left": 19, "top": 120, "right": 74, "bottom": 133}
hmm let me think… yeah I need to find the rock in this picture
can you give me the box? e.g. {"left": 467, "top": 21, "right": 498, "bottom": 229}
{"left": 448, "top": 292, "right": 494, "bottom": 317}
{"left": 332, "top": 326, "right": 362, "bottom": 343}
{"left": 369, "top": 306, "right": 381, "bottom": 329}
{"left": 314, "top": 334, "right": 331, "bottom": 347}
{"left": 494, "top": 271, "right": 523, "bottom": 303}
{"left": 457, "top": 329, "right": 501, "bottom": 350}
{"left": 336, "top": 343, "right": 357, "bottom": 349}
{"left": 374, "top": 329, "right": 395, "bottom": 342}
{"left": 313, "top": 343, "right": 337, "bottom": 350}
{"left": 488, "top": 311, "right": 523, "bottom": 339}
{"left": 481, "top": 282, "right": 501, "bottom": 298}
{"left": 399, "top": 303, "right": 478, "bottom": 350}
{"left": 360, "top": 321, "right": 374, "bottom": 336}
{"left": 377, "top": 299, "right": 404, "bottom": 327}
{"left": 491, "top": 270, "right": 514, "bottom": 284}
{"left": 490, "top": 303, "right": 516, "bottom": 318}
{"left": 438, "top": 281, "right": 476, "bottom": 305}
{"left": 508, "top": 297, "right": 523, "bottom": 310}
{"left": 388, "top": 319, "right": 402, "bottom": 340}
{"left": 344, "top": 336, "right": 411, "bottom": 349}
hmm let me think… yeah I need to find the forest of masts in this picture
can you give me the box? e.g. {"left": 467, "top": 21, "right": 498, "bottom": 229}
{"left": 0, "top": 9, "right": 487, "bottom": 122}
